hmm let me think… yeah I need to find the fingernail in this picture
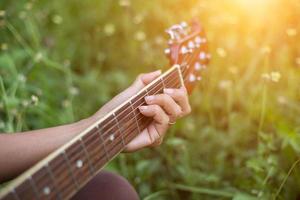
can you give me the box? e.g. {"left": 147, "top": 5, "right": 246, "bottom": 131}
{"left": 139, "top": 106, "right": 148, "bottom": 111}
{"left": 145, "top": 96, "right": 155, "bottom": 102}
{"left": 164, "top": 88, "right": 174, "bottom": 94}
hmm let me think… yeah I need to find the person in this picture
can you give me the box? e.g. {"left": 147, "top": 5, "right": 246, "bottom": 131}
{"left": 0, "top": 70, "right": 191, "bottom": 200}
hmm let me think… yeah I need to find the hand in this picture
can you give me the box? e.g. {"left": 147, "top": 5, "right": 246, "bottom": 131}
{"left": 93, "top": 70, "right": 191, "bottom": 152}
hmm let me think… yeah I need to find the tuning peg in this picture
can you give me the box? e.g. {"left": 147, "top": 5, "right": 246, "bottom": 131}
{"left": 199, "top": 52, "right": 206, "bottom": 60}
{"left": 181, "top": 46, "right": 188, "bottom": 54}
{"left": 166, "top": 29, "right": 176, "bottom": 41}
{"left": 195, "top": 36, "right": 202, "bottom": 44}
{"left": 181, "top": 46, "right": 193, "bottom": 54}
{"left": 189, "top": 74, "right": 196, "bottom": 82}
{"left": 164, "top": 48, "right": 171, "bottom": 55}
{"left": 188, "top": 41, "right": 195, "bottom": 49}
{"left": 180, "top": 21, "right": 188, "bottom": 28}
{"left": 194, "top": 62, "right": 202, "bottom": 71}
{"left": 166, "top": 24, "right": 184, "bottom": 41}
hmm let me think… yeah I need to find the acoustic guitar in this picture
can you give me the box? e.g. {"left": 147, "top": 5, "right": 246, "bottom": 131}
{"left": 0, "top": 20, "right": 210, "bottom": 200}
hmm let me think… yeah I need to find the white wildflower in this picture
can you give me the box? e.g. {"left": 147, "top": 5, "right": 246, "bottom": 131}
{"left": 1, "top": 43, "right": 7, "bottom": 51}
{"left": 25, "top": 2, "right": 33, "bottom": 10}
{"left": 270, "top": 72, "right": 281, "bottom": 82}
{"left": 134, "top": 31, "right": 146, "bottom": 41}
{"left": 261, "top": 72, "right": 281, "bottom": 82}
{"left": 104, "top": 23, "right": 115, "bottom": 36}
{"left": 34, "top": 52, "right": 43, "bottom": 62}
{"left": 133, "top": 14, "right": 144, "bottom": 24}
{"left": 52, "top": 15, "right": 63, "bottom": 24}
{"left": 219, "top": 80, "right": 232, "bottom": 90}
{"left": 216, "top": 47, "right": 227, "bottom": 58}
{"left": 277, "top": 96, "right": 287, "bottom": 105}
{"left": 0, "top": 10, "right": 6, "bottom": 17}
{"left": 261, "top": 46, "right": 272, "bottom": 54}
{"left": 119, "top": 0, "right": 131, "bottom": 7}
{"left": 22, "top": 100, "right": 29, "bottom": 107}
{"left": 286, "top": 28, "right": 297, "bottom": 37}
{"left": 154, "top": 36, "right": 164, "bottom": 45}
{"left": 31, "top": 95, "right": 39, "bottom": 106}
{"left": 18, "top": 74, "right": 26, "bottom": 83}
{"left": 261, "top": 73, "right": 271, "bottom": 81}
{"left": 69, "top": 86, "right": 79, "bottom": 96}
{"left": 62, "top": 99, "right": 71, "bottom": 108}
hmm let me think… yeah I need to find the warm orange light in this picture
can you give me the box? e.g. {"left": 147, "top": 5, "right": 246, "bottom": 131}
{"left": 231, "top": 0, "right": 277, "bottom": 22}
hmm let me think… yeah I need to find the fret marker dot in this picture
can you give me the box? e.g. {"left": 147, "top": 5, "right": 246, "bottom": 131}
{"left": 109, "top": 134, "right": 115, "bottom": 141}
{"left": 76, "top": 159, "right": 83, "bottom": 168}
{"left": 43, "top": 186, "right": 51, "bottom": 195}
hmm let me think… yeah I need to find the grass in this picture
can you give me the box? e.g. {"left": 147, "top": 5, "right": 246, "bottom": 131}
{"left": 1, "top": 0, "right": 300, "bottom": 199}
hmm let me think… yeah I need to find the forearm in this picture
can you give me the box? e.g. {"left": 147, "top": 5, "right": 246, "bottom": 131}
{"left": 0, "top": 116, "right": 96, "bottom": 183}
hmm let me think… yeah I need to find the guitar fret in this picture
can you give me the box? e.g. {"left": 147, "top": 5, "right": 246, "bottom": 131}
{"left": 80, "top": 138, "right": 95, "bottom": 175}
{"left": 15, "top": 178, "right": 37, "bottom": 199}
{"left": 130, "top": 100, "right": 141, "bottom": 134}
{"left": 65, "top": 140, "right": 92, "bottom": 187}
{"left": 62, "top": 151, "right": 79, "bottom": 190}
{"left": 48, "top": 153, "right": 76, "bottom": 198}
{"left": 97, "top": 124, "right": 110, "bottom": 161}
{"left": 160, "top": 77, "right": 166, "bottom": 89}
{"left": 113, "top": 112, "right": 125, "bottom": 147}
{"left": 2, "top": 191, "right": 19, "bottom": 200}
{"left": 81, "top": 129, "right": 107, "bottom": 170}
{"left": 28, "top": 177, "right": 40, "bottom": 199}
{"left": 46, "top": 164, "right": 62, "bottom": 200}
{"left": 12, "top": 189, "right": 20, "bottom": 200}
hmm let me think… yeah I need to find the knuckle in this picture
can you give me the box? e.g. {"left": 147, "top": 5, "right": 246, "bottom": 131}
{"left": 135, "top": 74, "right": 143, "bottom": 82}
{"left": 153, "top": 105, "right": 161, "bottom": 113}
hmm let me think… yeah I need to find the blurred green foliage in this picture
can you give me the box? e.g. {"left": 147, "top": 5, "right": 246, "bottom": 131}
{"left": 1, "top": 0, "right": 300, "bottom": 199}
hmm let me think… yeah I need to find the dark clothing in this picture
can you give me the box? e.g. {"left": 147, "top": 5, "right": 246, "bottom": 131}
{"left": 71, "top": 171, "right": 139, "bottom": 200}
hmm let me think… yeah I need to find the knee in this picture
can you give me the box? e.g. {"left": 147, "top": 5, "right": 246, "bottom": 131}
{"left": 72, "top": 171, "right": 139, "bottom": 200}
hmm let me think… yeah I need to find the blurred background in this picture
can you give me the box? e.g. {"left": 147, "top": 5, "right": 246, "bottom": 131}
{"left": 1, "top": 0, "right": 300, "bottom": 199}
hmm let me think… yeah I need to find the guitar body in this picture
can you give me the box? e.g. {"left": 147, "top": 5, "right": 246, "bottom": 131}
{"left": 0, "top": 20, "right": 210, "bottom": 200}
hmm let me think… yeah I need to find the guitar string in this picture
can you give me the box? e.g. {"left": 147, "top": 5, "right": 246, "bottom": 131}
{"left": 29, "top": 79, "right": 181, "bottom": 199}
{"left": 28, "top": 74, "right": 183, "bottom": 195}
{"left": 73, "top": 40, "right": 205, "bottom": 148}
{"left": 20, "top": 46, "right": 203, "bottom": 198}
{"left": 25, "top": 47, "right": 200, "bottom": 195}
{"left": 76, "top": 79, "right": 182, "bottom": 168}
{"left": 59, "top": 43, "right": 209, "bottom": 196}
{"left": 14, "top": 40, "right": 208, "bottom": 197}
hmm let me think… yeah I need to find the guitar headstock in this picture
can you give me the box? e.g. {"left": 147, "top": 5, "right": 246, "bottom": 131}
{"left": 165, "top": 20, "right": 210, "bottom": 94}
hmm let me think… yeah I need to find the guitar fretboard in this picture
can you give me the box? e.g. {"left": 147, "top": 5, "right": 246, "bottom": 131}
{"left": 0, "top": 65, "right": 183, "bottom": 200}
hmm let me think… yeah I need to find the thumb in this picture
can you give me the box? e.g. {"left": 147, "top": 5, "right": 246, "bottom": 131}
{"left": 131, "top": 70, "right": 162, "bottom": 90}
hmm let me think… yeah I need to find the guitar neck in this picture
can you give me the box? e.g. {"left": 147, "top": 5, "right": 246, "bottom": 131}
{"left": 0, "top": 65, "right": 184, "bottom": 200}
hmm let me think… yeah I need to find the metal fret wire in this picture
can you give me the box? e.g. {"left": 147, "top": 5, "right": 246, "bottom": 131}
{"left": 8, "top": 43, "right": 204, "bottom": 198}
